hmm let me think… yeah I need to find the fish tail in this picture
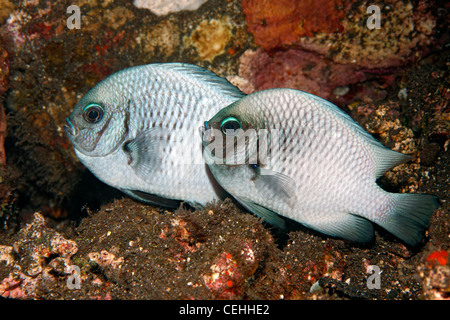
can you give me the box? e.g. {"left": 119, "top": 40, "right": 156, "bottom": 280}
{"left": 380, "top": 193, "right": 440, "bottom": 246}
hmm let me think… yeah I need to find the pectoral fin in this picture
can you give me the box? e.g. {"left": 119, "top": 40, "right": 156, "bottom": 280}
{"left": 123, "top": 127, "right": 170, "bottom": 176}
{"left": 252, "top": 165, "right": 297, "bottom": 206}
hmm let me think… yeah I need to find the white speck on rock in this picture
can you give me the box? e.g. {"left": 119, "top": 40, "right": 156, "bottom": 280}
{"left": 133, "top": 0, "right": 209, "bottom": 16}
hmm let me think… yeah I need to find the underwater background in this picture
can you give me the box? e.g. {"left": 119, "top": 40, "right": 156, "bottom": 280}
{"left": 0, "top": 0, "right": 448, "bottom": 300}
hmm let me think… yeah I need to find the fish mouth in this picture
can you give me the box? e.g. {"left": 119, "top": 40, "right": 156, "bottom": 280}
{"left": 199, "top": 121, "right": 215, "bottom": 145}
{"left": 64, "top": 118, "right": 79, "bottom": 137}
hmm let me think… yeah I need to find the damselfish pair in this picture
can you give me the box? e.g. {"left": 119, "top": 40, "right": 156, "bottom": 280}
{"left": 65, "top": 63, "right": 439, "bottom": 246}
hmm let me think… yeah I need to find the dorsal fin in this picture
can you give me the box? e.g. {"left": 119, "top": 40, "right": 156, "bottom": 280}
{"left": 154, "top": 63, "right": 246, "bottom": 100}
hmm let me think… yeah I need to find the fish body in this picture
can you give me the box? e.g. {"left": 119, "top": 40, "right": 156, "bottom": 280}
{"left": 201, "top": 88, "right": 439, "bottom": 246}
{"left": 65, "top": 63, "right": 244, "bottom": 207}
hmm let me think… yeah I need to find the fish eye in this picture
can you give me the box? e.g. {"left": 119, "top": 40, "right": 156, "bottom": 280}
{"left": 83, "top": 103, "right": 104, "bottom": 124}
{"left": 220, "top": 117, "right": 241, "bottom": 136}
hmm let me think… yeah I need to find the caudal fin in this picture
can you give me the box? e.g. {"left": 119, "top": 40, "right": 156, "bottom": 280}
{"left": 380, "top": 193, "right": 440, "bottom": 246}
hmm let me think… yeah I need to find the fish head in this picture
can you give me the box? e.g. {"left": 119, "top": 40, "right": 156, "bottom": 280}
{"left": 64, "top": 79, "right": 129, "bottom": 157}
{"left": 201, "top": 99, "right": 264, "bottom": 167}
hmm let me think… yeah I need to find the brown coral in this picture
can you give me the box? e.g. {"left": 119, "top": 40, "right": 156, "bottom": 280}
{"left": 242, "top": 0, "right": 348, "bottom": 50}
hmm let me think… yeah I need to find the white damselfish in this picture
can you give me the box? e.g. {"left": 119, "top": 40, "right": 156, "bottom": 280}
{"left": 201, "top": 88, "right": 439, "bottom": 246}
{"left": 65, "top": 63, "right": 244, "bottom": 208}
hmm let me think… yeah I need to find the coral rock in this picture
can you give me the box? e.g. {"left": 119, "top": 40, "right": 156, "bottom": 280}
{"left": 88, "top": 250, "right": 124, "bottom": 269}
{"left": 0, "top": 44, "right": 8, "bottom": 96}
{"left": 184, "top": 16, "right": 232, "bottom": 62}
{"left": 238, "top": 48, "right": 366, "bottom": 101}
{"left": 133, "top": 0, "right": 209, "bottom": 16}
{"left": 243, "top": 0, "right": 435, "bottom": 69}
{"left": 417, "top": 249, "right": 450, "bottom": 300}
{"left": 0, "top": 213, "right": 78, "bottom": 299}
{"left": 242, "top": 0, "right": 348, "bottom": 50}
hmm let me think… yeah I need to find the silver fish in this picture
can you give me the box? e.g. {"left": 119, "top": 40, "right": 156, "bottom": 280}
{"left": 65, "top": 63, "right": 244, "bottom": 208}
{"left": 201, "top": 88, "right": 439, "bottom": 246}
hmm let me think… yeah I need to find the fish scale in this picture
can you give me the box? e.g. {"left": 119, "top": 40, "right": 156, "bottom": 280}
{"left": 65, "top": 63, "right": 245, "bottom": 208}
{"left": 202, "top": 88, "right": 439, "bottom": 246}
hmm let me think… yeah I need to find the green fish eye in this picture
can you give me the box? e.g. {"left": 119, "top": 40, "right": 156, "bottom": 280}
{"left": 83, "top": 103, "right": 104, "bottom": 124}
{"left": 220, "top": 116, "right": 241, "bottom": 135}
